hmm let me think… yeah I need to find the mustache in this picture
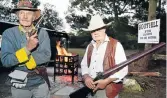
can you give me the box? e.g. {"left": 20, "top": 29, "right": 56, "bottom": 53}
{"left": 21, "top": 20, "right": 30, "bottom": 22}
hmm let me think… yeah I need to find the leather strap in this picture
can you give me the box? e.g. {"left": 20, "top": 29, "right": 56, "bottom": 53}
{"left": 87, "top": 43, "right": 93, "bottom": 67}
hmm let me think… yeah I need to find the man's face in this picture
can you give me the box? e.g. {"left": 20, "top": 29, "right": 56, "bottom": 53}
{"left": 17, "top": 10, "right": 35, "bottom": 27}
{"left": 91, "top": 28, "right": 106, "bottom": 41}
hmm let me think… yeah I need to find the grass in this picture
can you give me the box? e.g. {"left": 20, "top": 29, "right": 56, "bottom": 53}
{"left": 68, "top": 48, "right": 139, "bottom": 57}
{"left": 68, "top": 48, "right": 86, "bottom": 57}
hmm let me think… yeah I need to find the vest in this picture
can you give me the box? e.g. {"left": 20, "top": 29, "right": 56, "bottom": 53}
{"left": 87, "top": 37, "right": 123, "bottom": 98}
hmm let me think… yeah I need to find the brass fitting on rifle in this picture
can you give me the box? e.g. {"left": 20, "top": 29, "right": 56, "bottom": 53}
{"left": 28, "top": 29, "right": 37, "bottom": 37}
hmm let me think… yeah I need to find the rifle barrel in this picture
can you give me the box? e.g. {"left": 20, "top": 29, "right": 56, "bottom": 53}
{"left": 69, "top": 42, "right": 165, "bottom": 98}
{"left": 35, "top": 12, "right": 46, "bottom": 28}
{"left": 103, "top": 42, "right": 166, "bottom": 78}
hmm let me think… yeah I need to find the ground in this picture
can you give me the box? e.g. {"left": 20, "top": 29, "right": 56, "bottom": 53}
{"left": 0, "top": 49, "right": 166, "bottom": 98}
{"left": 120, "top": 59, "right": 166, "bottom": 98}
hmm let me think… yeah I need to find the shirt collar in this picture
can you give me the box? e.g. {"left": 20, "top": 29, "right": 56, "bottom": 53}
{"left": 18, "top": 25, "right": 35, "bottom": 33}
{"left": 91, "top": 35, "right": 110, "bottom": 45}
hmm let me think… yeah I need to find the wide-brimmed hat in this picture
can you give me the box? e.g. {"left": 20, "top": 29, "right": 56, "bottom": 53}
{"left": 82, "top": 14, "right": 111, "bottom": 32}
{"left": 12, "top": 0, "right": 41, "bottom": 20}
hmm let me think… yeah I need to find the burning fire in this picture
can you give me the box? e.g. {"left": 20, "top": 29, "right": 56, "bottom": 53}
{"left": 56, "top": 41, "right": 72, "bottom": 56}
{"left": 54, "top": 41, "right": 79, "bottom": 83}
{"left": 56, "top": 40, "right": 72, "bottom": 62}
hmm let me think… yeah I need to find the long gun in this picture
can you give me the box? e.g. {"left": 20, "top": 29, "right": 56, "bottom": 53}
{"left": 69, "top": 42, "right": 166, "bottom": 98}
{"left": 28, "top": 12, "right": 46, "bottom": 37}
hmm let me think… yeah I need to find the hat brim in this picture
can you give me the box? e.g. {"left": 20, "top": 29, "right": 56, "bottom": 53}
{"left": 12, "top": 8, "right": 41, "bottom": 20}
{"left": 82, "top": 22, "right": 112, "bottom": 32}
{"left": 12, "top": 8, "right": 39, "bottom": 12}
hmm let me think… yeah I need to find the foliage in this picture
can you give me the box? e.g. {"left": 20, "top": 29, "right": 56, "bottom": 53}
{"left": 0, "top": 0, "right": 166, "bottom": 49}
{"left": 66, "top": 13, "right": 89, "bottom": 30}
{"left": 0, "top": 0, "right": 40, "bottom": 22}
{"left": 68, "top": 0, "right": 166, "bottom": 49}
{"left": 69, "top": 35, "right": 91, "bottom": 48}
{"left": 40, "top": 6, "right": 63, "bottom": 30}
{"left": 0, "top": 0, "right": 14, "bottom": 22}
{"left": 0, "top": 0, "right": 64, "bottom": 31}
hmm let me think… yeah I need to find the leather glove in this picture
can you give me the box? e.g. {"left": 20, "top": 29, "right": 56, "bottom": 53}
{"left": 11, "top": 78, "right": 27, "bottom": 88}
{"left": 13, "top": 83, "right": 26, "bottom": 88}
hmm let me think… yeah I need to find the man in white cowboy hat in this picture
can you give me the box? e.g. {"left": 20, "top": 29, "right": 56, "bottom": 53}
{"left": 1, "top": 0, "right": 51, "bottom": 98}
{"left": 81, "top": 14, "right": 128, "bottom": 98}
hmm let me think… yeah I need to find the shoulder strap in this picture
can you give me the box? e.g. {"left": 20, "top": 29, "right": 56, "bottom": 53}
{"left": 108, "top": 37, "right": 118, "bottom": 67}
{"left": 87, "top": 43, "right": 93, "bottom": 67}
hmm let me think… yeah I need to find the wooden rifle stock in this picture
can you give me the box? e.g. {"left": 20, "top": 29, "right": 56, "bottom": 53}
{"left": 69, "top": 42, "right": 166, "bottom": 98}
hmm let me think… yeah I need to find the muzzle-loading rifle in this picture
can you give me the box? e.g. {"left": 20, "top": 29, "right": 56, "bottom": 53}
{"left": 69, "top": 42, "right": 166, "bottom": 98}
{"left": 28, "top": 12, "right": 46, "bottom": 37}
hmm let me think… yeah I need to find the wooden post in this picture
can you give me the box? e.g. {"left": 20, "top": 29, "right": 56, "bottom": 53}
{"left": 142, "top": 0, "right": 158, "bottom": 71}
{"left": 145, "top": 0, "right": 158, "bottom": 50}
{"left": 129, "top": 0, "right": 158, "bottom": 72}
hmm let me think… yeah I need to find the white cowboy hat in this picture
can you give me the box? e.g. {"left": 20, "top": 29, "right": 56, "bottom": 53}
{"left": 82, "top": 14, "right": 111, "bottom": 31}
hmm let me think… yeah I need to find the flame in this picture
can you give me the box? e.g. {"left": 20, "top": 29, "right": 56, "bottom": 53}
{"left": 55, "top": 41, "right": 79, "bottom": 83}
{"left": 56, "top": 43, "right": 72, "bottom": 56}
{"left": 56, "top": 41, "right": 72, "bottom": 62}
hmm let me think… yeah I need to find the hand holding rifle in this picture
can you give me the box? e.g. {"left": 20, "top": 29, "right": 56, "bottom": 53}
{"left": 84, "top": 74, "right": 95, "bottom": 90}
{"left": 25, "top": 8, "right": 47, "bottom": 51}
{"left": 92, "top": 78, "right": 118, "bottom": 92}
{"left": 84, "top": 73, "right": 118, "bottom": 92}
{"left": 69, "top": 43, "right": 166, "bottom": 98}
{"left": 26, "top": 31, "right": 38, "bottom": 51}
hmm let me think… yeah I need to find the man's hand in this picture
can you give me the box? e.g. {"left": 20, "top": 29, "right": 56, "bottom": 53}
{"left": 83, "top": 74, "right": 95, "bottom": 89}
{"left": 28, "top": 29, "right": 37, "bottom": 37}
{"left": 93, "top": 78, "right": 118, "bottom": 92}
{"left": 26, "top": 32, "right": 38, "bottom": 51}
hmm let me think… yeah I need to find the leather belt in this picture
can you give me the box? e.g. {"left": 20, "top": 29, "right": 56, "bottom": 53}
{"left": 27, "top": 69, "right": 40, "bottom": 77}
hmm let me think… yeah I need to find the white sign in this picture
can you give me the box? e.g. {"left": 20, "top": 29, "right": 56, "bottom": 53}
{"left": 138, "top": 19, "right": 160, "bottom": 43}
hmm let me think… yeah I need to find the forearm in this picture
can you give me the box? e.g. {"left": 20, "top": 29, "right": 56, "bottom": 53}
{"left": 31, "top": 34, "right": 51, "bottom": 65}
{"left": 1, "top": 53, "right": 19, "bottom": 67}
{"left": 104, "top": 77, "right": 118, "bottom": 84}
{"left": 1, "top": 47, "right": 30, "bottom": 67}
{"left": 32, "top": 50, "right": 51, "bottom": 65}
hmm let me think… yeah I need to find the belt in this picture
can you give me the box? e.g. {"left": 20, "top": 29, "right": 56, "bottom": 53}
{"left": 27, "top": 69, "right": 40, "bottom": 77}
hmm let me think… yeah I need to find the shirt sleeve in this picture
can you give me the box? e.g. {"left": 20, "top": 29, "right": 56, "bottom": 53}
{"left": 15, "top": 47, "right": 30, "bottom": 63}
{"left": 1, "top": 30, "right": 22, "bottom": 67}
{"left": 81, "top": 45, "right": 89, "bottom": 76}
{"left": 31, "top": 29, "right": 51, "bottom": 65}
{"left": 109, "top": 42, "right": 128, "bottom": 83}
